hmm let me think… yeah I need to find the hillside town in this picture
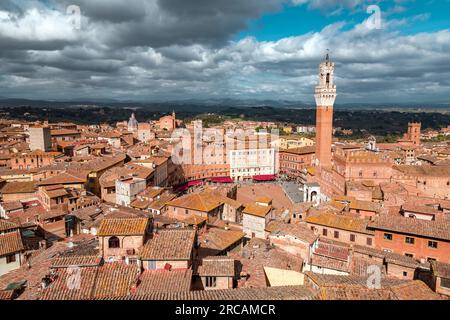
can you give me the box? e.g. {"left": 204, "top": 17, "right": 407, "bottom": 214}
{"left": 0, "top": 56, "right": 449, "bottom": 301}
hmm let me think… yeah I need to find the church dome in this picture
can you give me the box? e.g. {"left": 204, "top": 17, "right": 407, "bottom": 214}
{"left": 128, "top": 113, "right": 138, "bottom": 131}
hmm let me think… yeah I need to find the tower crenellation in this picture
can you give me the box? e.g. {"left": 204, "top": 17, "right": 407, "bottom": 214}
{"left": 314, "top": 55, "right": 337, "bottom": 107}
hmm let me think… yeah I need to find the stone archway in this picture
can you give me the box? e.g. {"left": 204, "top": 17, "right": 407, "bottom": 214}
{"left": 310, "top": 191, "right": 317, "bottom": 203}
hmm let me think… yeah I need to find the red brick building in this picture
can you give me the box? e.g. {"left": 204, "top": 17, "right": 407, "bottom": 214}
{"left": 10, "top": 150, "right": 63, "bottom": 170}
{"left": 368, "top": 215, "right": 450, "bottom": 263}
{"left": 279, "top": 146, "right": 315, "bottom": 179}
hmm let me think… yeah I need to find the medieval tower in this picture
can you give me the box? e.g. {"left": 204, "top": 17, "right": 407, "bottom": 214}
{"left": 314, "top": 53, "right": 337, "bottom": 168}
{"left": 407, "top": 122, "right": 421, "bottom": 146}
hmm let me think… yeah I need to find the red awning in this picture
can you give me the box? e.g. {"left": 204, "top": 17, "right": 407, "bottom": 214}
{"left": 210, "top": 176, "right": 234, "bottom": 183}
{"left": 252, "top": 174, "right": 276, "bottom": 181}
{"left": 187, "top": 180, "right": 203, "bottom": 187}
{"left": 174, "top": 179, "right": 204, "bottom": 192}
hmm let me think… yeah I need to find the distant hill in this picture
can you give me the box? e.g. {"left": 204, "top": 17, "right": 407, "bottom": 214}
{"left": 0, "top": 97, "right": 449, "bottom": 113}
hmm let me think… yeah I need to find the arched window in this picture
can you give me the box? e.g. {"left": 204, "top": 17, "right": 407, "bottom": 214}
{"left": 108, "top": 236, "right": 120, "bottom": 248}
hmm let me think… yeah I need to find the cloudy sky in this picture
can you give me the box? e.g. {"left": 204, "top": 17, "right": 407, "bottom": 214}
{"left": 0, "top": 0, "right": 449, "bottom": 103}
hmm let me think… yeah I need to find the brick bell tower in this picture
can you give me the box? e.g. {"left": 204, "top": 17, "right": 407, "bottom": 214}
{"left": 314, "top": 52, "right": 337, "bottom": 168}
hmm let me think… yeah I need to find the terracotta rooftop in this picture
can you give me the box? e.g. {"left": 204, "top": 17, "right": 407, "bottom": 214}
{"left": 235, "top": 238, "right": 303, "bottom": 288}
{"left": 204, "top": 189, "right": 242, "bottom": 208}
{"left": 311, "top": 254, "right": 349, "bottom": 272}
{"left": 384, "top": 252, "right": 422, "bottom": 269}
{"left": 0, "top": 201, "right": 23, "bottom": 212}
{"left": 0, "top": 181, "right": 36, "bottom": 194}
{"left": 130, "top": 199, "right": 151, "bottom": 210}
{"left": 266, "top": 221, "right": 318, "bottom": 244}
{"left": 167, "top": 191, "right": 223, "bottom": 212}
{"left": 350, "top": 256, "right": 385, "bottom": 277}
{"left": 92, "top": 263, "right": 140, "bottom": 299}
{"left": 368, "top": 214, "right": 450, "bottom": 241}
{"left": 0, "top": 219, "right": 20, "bottom": 233}
{"left": 180, "top": 215, "right": 208, "bottom": 227}
{"left": 431, "top": 260, "right": 450, "bottom": 279}
{"left": 305, "top": 272, "right": 406, "bottom": 288}
{"left": 0, "top": 242, "right": 70, "bottom": 299}
{"left": 50, "top": 129, "right": 80, "bottom": 136}
{"left": 80, "top": 154, "right": 126, "bottom": 173}
{"left": 41, "top": 267, "right": 98, "bottom": 300}
{"left": 42, "top": 186, "right": 69, "bottom": 198}
{"left": 401, "top": 204, "right": 440, "bottom": 216}
{"left": 197, "top": 256, "right": 236, "bottom": 277}
{"left": 147, "top": 193, "right": 177, "bottom": 211}
{"left": 306, "top": 212, "right": 372, "bottom": 235}
{"left": 237, "top": 183, "right": 293, "bottom": 210}
{"left": 135, "top": 269, "right": 192, "bottom": 295}
{"left": 139, "top": 187, "right": 165, "bottom": 199}
{"left": 99, "top": 131, "right": 122, "bottom": 139}
{"left": 243, "top": 203, "right": 272, "bottom": 218}
{"left": 393, "top": 165, "right": 450, "bottom": 177}
{"left": 41, "top": 261, "right": 141, "bottom": 300}
{"left": 107, "top": 285, "right": 318, "bottom": 300}
{"left": 352, "top": 244, "right": 387, "bottom": 259}
{"left": 390, "top": 281, "right": 444, "bottom": 300}
{"left": 348, "top": 200, "right": 381, "bottom": 213}
{"left": 37, "top": 171, "right": 87, "bottom": 186}
{"left": 314, "top": 241, "right": 349, "bottom": 261}
{"left": 0, "top": 230, "right": 24, "bottom": 256}
{"left": 99, "top": 165, "right": 154, "bottom": 188}
{"left": 198, "top": 227, "right": 245, "bottom": 255}
{"left": 279, "top": 146, "right": 316, "bottom": 155}
{"left": 51, "top": 255, "right": 102, "bottom": 268}
{"left": 141, "top": 229, "right": 196, "bottom": 261}
{"left": 97, "top": 217, "right": 149, "bottom": 236}
{"left": 255, "top": 196, "right": 272, "bottom": 204}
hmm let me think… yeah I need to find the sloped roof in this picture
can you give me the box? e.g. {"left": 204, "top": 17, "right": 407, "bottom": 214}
{"left": 279, "top": 146, "right": 316, "bottom": 155}
{"left": 0, "top": 181, "right": 36, "bottom": 194}
{"left": 105, "top": 285, "right": 318, "bottom": 300}
{"left": 266, "top": 221, "right": 318, "bottom": 244}
{"left": 141, "top": 229, "right": 196, "bottom": 261}
{"left": 393, "top": 165, "right": 450, "bottom": 177}
{"left": 136, "top": 269, "right": 192, "bottom": 294}
{"left": 431, "top": 261, "right": 450, "bottom": 279}
{"left": 243, "top": 203, "right": 271, "bottom": 218}
{"left": 368, "top": 215, "right": 450, "bottom": 241}
{"left": 41, "top": 267, "right": 98, "bottom": 300}
{"left": 0, "top": 230, "right": 24, "bottom": 256}
{"left": 92, "top": 263, "right": 140, "bottom": 299}
{"left": 0, "top": 201, "right": 23, "bottom": 212}
{"left": 306, "top": 212, "right": 372, "bottom": 235}
{"left": 198, "top": 228, "right": 245, "bottom": 252}
{"left": 0, "top": 219, "right": 20, "bottom": 233}
{"left": 51, "top": 255, "right": 102, "bottom": 268}
{"left": 197, "top": 257, "right": 236, "bottom": 277}
{"left": 166, "top": 192, "right": 223, "bottom": 212}
{"left": 97, "top": 217, "right": 149, "bottom": 236}
{"left": 37, "top": 171, "right": 87, "bottom": 186}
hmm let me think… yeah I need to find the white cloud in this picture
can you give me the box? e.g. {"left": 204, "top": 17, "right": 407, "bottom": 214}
{"left": 0, "top": 8, "right": 79, "bottom": 42}
{"left": 0, "top": 0, "right": 448, "bottom": 103}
